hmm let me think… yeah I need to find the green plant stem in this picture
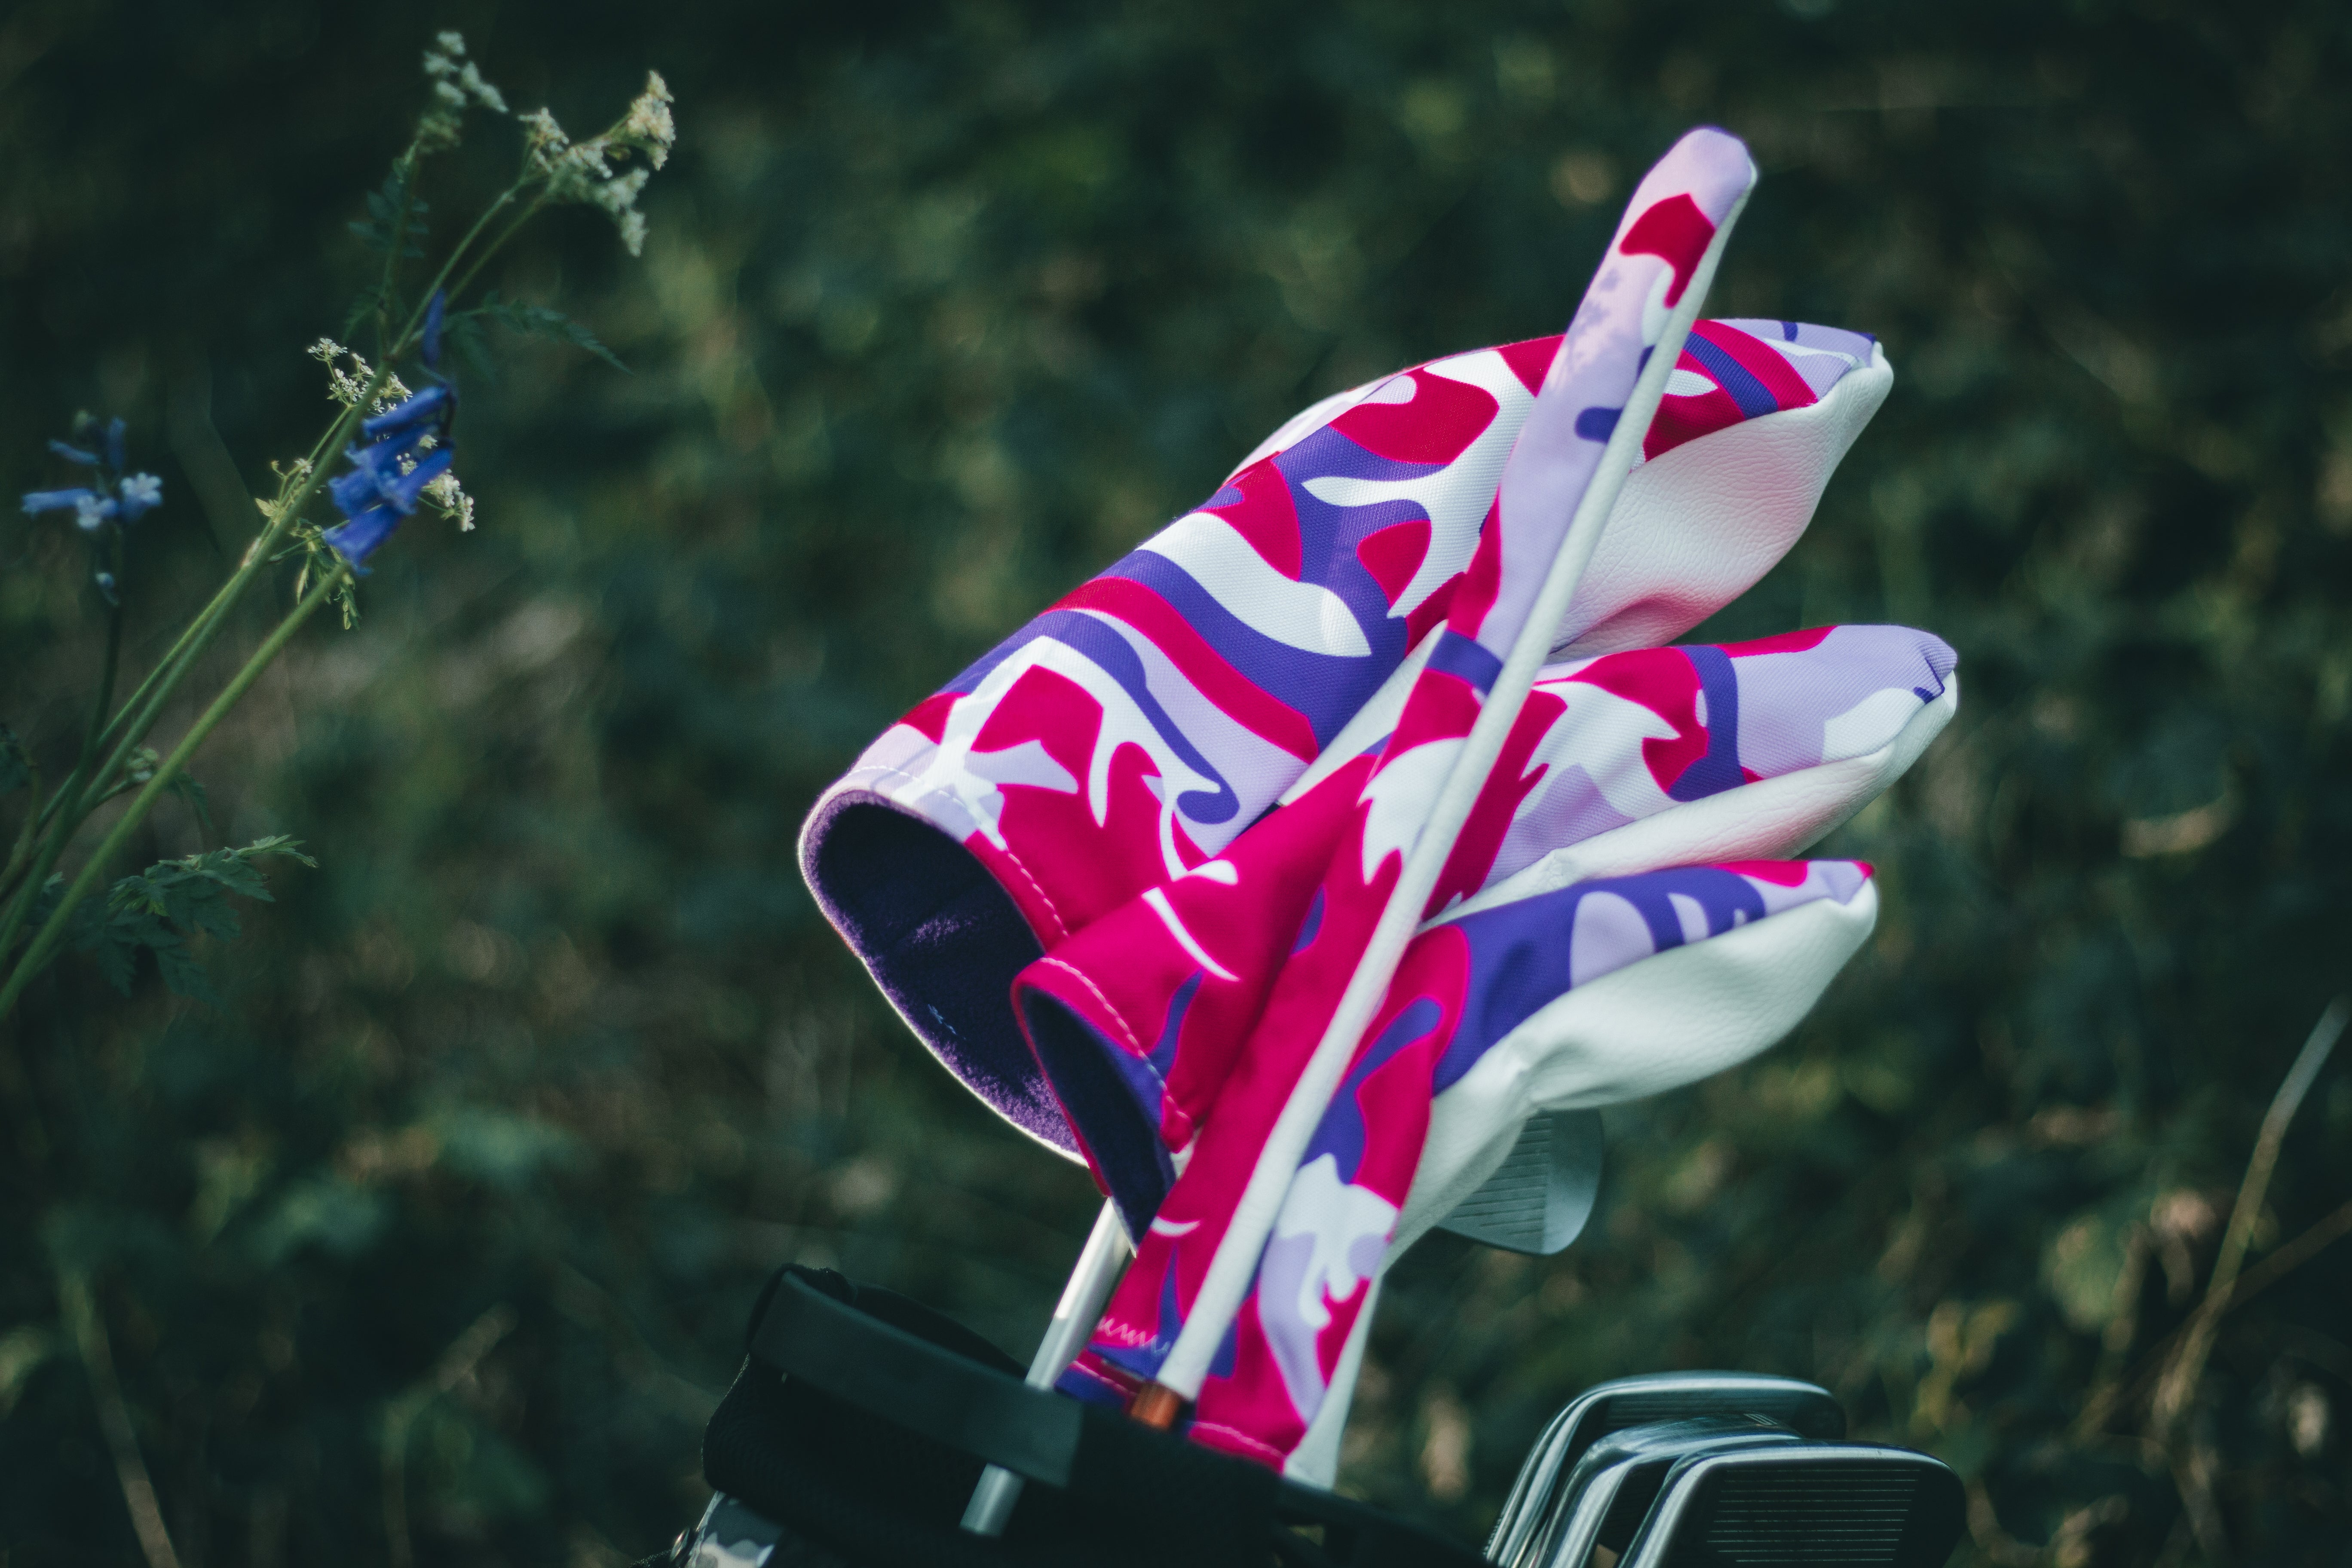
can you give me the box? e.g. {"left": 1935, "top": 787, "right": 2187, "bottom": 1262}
{"left": 2153, "top": 996, "right": 2349, "bottom": 1430}
{"left": 0, "top": 759, "right": 40, "bottom": 895}
{"left": 85, "top": 532, "right": 273, "bottom": 768}
{"left": 59, "top": 1268, "right": 184, "bottom": 1568}
{"left": 0, "top": 167, "right": 544, "bottom": 986}
{"left": 374, "top": 148, "right": 421, "bottom": 358}
{"left": 57, "top": 164, "right": 517, "bottom": 806}
{"left": 0, "top": 585, "right": 127, "bottom": 960}
{"left": 0, "top": 365, "right": 394, "bottom": 972}
{"left": 0, "top": 563, "right": 348, "bottom": 1024}
{"left": 443, "top": 190, "right": 547, "bottom": 306}
{"left": 25, "top": 426, "right": 363, "bottom": 864}
{"left": 381, "top": 1306, "right": 515, "bottom": 1568}
{"left": 84, "top": 612, "right": 124, "bottom": 768}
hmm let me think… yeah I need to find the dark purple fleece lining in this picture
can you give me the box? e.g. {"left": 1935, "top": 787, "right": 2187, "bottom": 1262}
{"left": 1018, "top": 988, "right": 1175, "bottom": 1237}
{"left": 799, "top": 793, "right": 1069, "bottom": 1154}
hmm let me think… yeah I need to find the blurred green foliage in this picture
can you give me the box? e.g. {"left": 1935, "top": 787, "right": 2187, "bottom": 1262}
{"left": 5, "top": 1, "right": 2352, "bottom": 1564}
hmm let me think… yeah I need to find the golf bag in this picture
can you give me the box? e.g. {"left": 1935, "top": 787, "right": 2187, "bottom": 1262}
{"left": 649, "top": 1261, "right": 1967, "bottom": 1567}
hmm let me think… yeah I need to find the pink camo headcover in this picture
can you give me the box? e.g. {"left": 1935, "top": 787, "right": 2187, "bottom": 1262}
{"left": 1054, "top": 124, "right": 1767, "bottom": 1457}
{"left": 1017, "top": 625, "right": 1954, "bottom": 1233}
{"left": 799, "top": 316, "right": 1889, "bottom": 1154}
{"left": 797, "top": 124, "right": 1954, "bottom": 1475}
{"left": 1060, "top": 857, "right": 1879, "bottom": 1466}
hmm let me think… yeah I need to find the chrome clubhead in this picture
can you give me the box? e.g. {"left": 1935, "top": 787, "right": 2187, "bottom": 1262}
{"left": 1436, "top": 1108, "right": 1604, "bottom": 1255}
{"left": 1487, "top": 1372, "right": 1844, "bottom": 1567}
{"left": 1614, "top": 1443, "right": 1966, "bottom": 1568}
{"left": 1527, "top": 1415, "right": 1801, "bottom": 1568}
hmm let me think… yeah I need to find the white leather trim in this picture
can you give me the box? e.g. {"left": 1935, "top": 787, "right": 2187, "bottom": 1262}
{"left": 1398, "top": 881, "right": 1877, "bottom": 1257}
{"left": 1553, "top": 344, "right": 1893, "bottom": 657}
{"left": 1285, "top": 884, "right": 1876, "bottom": 1487}
{"left": 1437, "top": 677, "right": 1953, "bottom": 924}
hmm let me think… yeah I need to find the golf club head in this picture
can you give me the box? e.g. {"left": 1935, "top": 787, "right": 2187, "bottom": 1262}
{"left": 1528, "top": 1415, "right": 1801, "bottom": 1568}
{"left": 1436, "top": 1108, "right": 1604, "bottom": 1255}
{"left": 1615, "top": 1443, "right": 1966, "bottom": 1568}
{"left": 1487, "top": 1373, "right": 1844, "bottom": 1568}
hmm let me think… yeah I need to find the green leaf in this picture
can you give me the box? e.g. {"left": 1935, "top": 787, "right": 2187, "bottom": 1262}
{"left": 150, "top": 933, "right": 219, "bottom": 1004}
{"left": 349, "top": 165, "right": 428, "bottom": 258}
{"left": 168, "top": 774, "right": 217, "bottom": 845}
{"left": 475, "top": 294, "right": 630, "bottom": 373}
{"left": 444, "top": 311, "right": 499, "bottom": 382}
{"left": 342, "top": 286, "right": 389, "bottom": 339}
{"left": 40, "top": 838, "right": 315, "bottom": 1002}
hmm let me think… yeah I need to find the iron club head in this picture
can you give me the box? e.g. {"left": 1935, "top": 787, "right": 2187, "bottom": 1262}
{"left": 1434, "top": 1108, "right": 1605, "bottom": 1256}
{"left": 1487, "top": 1372, "right": 1844, "bottom": 1568}
{"left": 1614, "top": 1442, "right": 1966, "bottom": 1568}
{"left": 1527, "top": 1415, "right": 1802, "bottom": 1568}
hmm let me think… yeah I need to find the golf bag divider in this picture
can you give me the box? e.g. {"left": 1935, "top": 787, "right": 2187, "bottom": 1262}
{"left": 719, "top": 1265, "right": 1490, "bottom": 1568}
{"left": 753, "top": 1268, "right": 1082, "bottom": 1487}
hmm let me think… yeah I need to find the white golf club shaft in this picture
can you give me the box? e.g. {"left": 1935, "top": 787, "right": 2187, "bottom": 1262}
{"left": 1148, "top": 172, "right": 1754, "bottom": 1403}
{"left": 960, "top": 1200, "right": 1131, "bottom": 1535}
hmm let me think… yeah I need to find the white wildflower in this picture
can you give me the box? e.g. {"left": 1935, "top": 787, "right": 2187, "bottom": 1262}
{"left": 419, "top": 100, "right": 464, "bottom": 152}
{"left": 418, "top": 32, "right": 499, "bottom": 147}
{"left": 74, "top": 495, "right": 110, "bottom": 531}
{"left": 545, "top": 138, "right": 613, "bottom": 201}
{"left": 119, "top": 473, "right": 163, "bottom": 509}
{"left": 622, "top": 71, "right": 676, "bottom": 168}
{"left": 593, "top": 168, "right": 649, "bottom": 215}
{"left": 309, "top": 339, "right": 413, "bottom": 411}
{"left": 423, "top": 470, "right": 476, "bottom": 531}
{"left": 372, "top": 371, "right": 415, "bottom": 415}
{"left": 457, "top": 60, "right": 507, "bottom": 113}
{"left": 529, "top": 73, "right": 673, "bottom": 254}
{"left": 311, "top": 339, "right": 372, "bottom": 406}
{"left": 521, "top": 107, "right": 570, "bottom": 169}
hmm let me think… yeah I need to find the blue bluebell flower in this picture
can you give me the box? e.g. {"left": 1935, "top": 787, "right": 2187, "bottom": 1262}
{"left": 322, "top": 388, "right": 456, "bottom": 569}
{"left": 23, "top": 419, "right": 160, "bottom": 531}
{"left": 320, "top": 291, "right": 457, "bottom": 570}
{"left": 22, "top": 487, "right": 101, "bottom": 516}
{"left": 116, "top": 473, "right": 163, "bottom": 521}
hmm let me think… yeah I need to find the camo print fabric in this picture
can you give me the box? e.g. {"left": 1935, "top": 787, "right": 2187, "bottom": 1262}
{"left": 1057, "top": 859, "right": 1874, "bottom": 1462}
{"left": 812, "top": 310, "right": 1878, "bottom": 955}
{"left": 1044, "top": 128, "right": 1768, "bottom": 1459}
{"left": 1014, "top": 625, "right": 1954, "bottom": 1236}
